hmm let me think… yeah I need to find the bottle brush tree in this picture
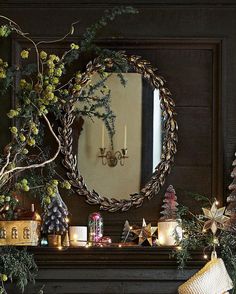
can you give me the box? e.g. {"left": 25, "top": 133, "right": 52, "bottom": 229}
{"left": 160, "top": 185, "right": 178, "bottom": 220}
{"left": 41, "top": 183, "right": 69, "bottom": 235}
{"left": 226, "top": 153, "right": 236, "bottom": 231}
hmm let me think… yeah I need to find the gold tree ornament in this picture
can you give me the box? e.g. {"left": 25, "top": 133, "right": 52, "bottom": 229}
{"left": 202, "top": 202, "right": 229, "bottom": 235}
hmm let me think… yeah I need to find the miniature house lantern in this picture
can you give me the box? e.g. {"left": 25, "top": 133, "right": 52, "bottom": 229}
{"left": 0, "top": 220, "right": 41, "bottom": 246}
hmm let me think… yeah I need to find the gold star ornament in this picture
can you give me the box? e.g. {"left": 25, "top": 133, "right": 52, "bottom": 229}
{"left": 202, "top": 201, "right": 229, "bottom": 235}
{"left": 131, "top": 219, "right": 157, "bottom": 246}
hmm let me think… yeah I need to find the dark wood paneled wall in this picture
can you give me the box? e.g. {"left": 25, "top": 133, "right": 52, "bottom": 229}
{"left": 1, "top": 1, "right": 236, "bottom": 293}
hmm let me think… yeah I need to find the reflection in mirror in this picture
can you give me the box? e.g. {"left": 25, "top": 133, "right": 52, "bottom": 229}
{"left": 153, "top": 89, "right": 162, "bottom": 172}
{"left": 77, "top": 73, "right": 162, "bottom": 200}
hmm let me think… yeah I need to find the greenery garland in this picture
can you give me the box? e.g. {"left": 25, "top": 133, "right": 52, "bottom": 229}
{"left": 0, "top": 6, "right": 137, "bottom": 293}
{"left": 174, "top": 193, "right": 236, "bottom": 294}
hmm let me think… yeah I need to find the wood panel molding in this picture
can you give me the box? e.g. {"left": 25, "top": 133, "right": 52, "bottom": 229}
{"left": 2, "top": 0, "right": 236, "bottom": 8}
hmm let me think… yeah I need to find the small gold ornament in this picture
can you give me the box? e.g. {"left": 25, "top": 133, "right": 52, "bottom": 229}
{"left": 131, "top": 219, "right": 156, "bottom": 246}
{"left": 202, "top": 201, "right": 229, "bottom": 235}
{"left": 62, "top": 231, "right": 70, "bottom": 247}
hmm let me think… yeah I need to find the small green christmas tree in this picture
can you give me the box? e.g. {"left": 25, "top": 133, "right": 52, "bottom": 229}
{"left": 42, "top": 187, "right": 69, "bottom": 235}
{"left": 160, "top": 185, "right": 178, "bottom": 220}
{"left": 226, "top": 153, "right": 236, "bottom": 231}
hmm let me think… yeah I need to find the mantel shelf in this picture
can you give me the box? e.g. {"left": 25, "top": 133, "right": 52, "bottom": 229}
{"left": 29, "top": 247, "right": 206, "bottom": 269}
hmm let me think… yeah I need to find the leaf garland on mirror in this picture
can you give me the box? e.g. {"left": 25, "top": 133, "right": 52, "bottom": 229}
{"left": 59, "top": 54, "right": 178, "bottom": 212}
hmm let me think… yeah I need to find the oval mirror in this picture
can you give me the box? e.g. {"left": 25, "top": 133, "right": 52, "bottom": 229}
{"left": 59, "top": 55, "right": 178, "bottom": 212}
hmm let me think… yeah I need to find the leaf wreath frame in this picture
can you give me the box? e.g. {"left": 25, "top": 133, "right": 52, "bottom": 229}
{"left": 58, "top": 54, "right": 178, "bottom": 212}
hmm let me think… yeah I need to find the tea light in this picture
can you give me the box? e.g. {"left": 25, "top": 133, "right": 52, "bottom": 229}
{"left": 158, "top": 220, "right": 182, "bottom": 246}
{"left": 69, "top": 226, "right": 87, "bottom": 247}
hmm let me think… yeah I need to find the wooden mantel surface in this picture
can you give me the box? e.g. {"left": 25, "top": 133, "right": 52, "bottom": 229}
{"left": 4, "top": 247, "right": 205, "bottom": 293}
{"left": 30, "top": 247, "right": 205, "bottom": 268}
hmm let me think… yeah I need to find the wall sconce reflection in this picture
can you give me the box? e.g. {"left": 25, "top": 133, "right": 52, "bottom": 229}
{"left": 98, "top": 147, "right": 128, "bottom": 167}
{"left": 99, "top": 124, "right": 128, "bottom": 167}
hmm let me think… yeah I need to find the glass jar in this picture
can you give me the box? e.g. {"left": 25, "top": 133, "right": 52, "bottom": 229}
{"left": 88, "top": 212, "right": 103, "bottom": 245}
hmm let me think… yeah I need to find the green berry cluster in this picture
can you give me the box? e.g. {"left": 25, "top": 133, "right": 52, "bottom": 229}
{"left": 11, "top": 119, "right": 39, "bottom": 147}
{"left": 0, "top": 25, "right": 11, "bottom": 37}
{"left": 61, "top": 180, "right": 71, "bottom": 190}
{"left": 15, "top": 178, "right": 30, "bottom": 192}
{"left": 44, "top": 179, "right": 59, "bottom": 204}
{"left": 0, "top": 194, "right": 10, "bottom": 204}
{"left": 0, "top": 58, "right": 8, "bottom": 79}
{"left": 20, "top": 50, "right": 29, "bottom": 59}
{"left": 10, "top": 126, "right": 18, "bottom": 135}
{"left": 70, "top": 43, "right": 80, "bottom": 50}
{"left": 36, "top": 51, "right": 66, "bottom": 112}
{"left": 30, "top": 121, "right": 39, "bottom": 135}
{"left": 0, "top": 273, "right": 7, "bottom": 282}
{"left": 19, "top": 79, "right": 31, "bottom": 91}
{"left": 7, "top": 108, "right": 21, "bottom": 119}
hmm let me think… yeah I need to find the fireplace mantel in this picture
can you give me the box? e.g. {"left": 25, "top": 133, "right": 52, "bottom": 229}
{"left": 5, "top": 247, "right": 204, "bottom": 293}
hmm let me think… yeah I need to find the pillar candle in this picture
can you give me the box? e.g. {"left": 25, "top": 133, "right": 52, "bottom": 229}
{"left": 124, "top": 124, "right": 127, "bottom": 149}
{"left": 69, "top": 226, "right": 87, "bottom": 247}
{"left": 102, "top": 124, "right": 105, "bottom": 148}
{"left": 158, "top": 220, "right": 182, "bottom": 246}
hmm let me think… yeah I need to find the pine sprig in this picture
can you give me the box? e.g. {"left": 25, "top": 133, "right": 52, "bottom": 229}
{"left": 174, "top": 199, "right": 236, "bottom": 294}
{"left": 80, "top": 6, "right": 138, "bottom": 52}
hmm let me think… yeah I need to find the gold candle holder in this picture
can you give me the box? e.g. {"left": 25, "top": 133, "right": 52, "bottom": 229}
{"left": 98, "top": 148, "right": 128, "bottom": 167}
{"left": 48, "top": 234, "right": 62, "bottom": 247}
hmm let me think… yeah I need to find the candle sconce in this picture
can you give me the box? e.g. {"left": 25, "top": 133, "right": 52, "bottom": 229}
{"left": 98, "top": 148, "right": 128, "bottom": 167}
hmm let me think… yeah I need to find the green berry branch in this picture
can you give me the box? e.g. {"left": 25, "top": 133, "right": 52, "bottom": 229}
{"left": 0, "top": 6, "right": 138, "bottom": 293}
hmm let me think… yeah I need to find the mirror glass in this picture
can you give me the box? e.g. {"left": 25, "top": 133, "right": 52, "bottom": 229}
{"left": 77, "top": 73, "right": 162, "bottom": 200}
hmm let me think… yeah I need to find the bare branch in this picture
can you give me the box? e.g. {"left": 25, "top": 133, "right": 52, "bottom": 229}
{"left": 0, "top": 113, "right": 61, "bottom": 182}
{"left": 36, "top": 21, "right": 80, "bottom": 45}
{"left": 0, "top": 147, "right": 11, "bottom": 176}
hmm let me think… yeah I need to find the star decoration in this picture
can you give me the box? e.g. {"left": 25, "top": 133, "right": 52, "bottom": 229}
{"left": 202, "top": 201, "right": 230, "bottom": 235}
{"left": 131, "top": 219, "right": 157, "bottom": 246}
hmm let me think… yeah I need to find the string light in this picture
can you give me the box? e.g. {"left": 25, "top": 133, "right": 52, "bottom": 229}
{"left": 118, "top": 244, "right": 122, "bottom": 248}
{"left": 65, "top": 217, "right": 70, "bottom": 223}
{"left": 215, "top": 200, "right": 219, "bottom": 206}
{"left": 203, "top": 254, "right": 208, "bottom": 259}
{"left": 58, "top": 246, "right": 62, "bottom": 250}
{"left": 176, "top": 246, "right": 182, "bottom": 251}
{"left": 213, "top": 237, "right": 219, "bottom": 245}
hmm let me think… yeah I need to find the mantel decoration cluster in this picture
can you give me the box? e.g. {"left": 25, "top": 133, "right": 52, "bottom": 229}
{"left": 0, "top": 6, "right": 236, "bottom": 294}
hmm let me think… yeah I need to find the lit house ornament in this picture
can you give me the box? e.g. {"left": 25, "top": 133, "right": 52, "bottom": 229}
{"left": 0, "top": 220, "right": 41, "bottom": 246}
